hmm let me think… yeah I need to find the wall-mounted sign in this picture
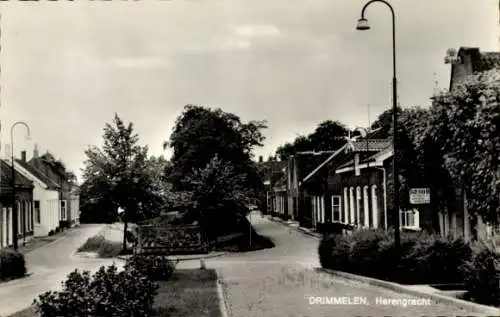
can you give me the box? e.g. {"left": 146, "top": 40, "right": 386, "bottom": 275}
{"left": 410, "top": 188, "right": 430, "bottom": 204}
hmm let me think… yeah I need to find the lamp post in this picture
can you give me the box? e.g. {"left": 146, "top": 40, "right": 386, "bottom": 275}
{"left": 356, "top": 0, "right": 400, "bottom": 250}
{"left": 10, "top": 121, "right": 31, "bottom": 251}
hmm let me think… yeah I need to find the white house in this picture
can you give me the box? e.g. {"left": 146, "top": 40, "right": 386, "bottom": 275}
{"left": 13, "top": 153, "right": 61, "bottom": 237}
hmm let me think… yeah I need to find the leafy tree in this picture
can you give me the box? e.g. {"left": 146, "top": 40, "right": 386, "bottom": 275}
{"left": 275, "top": 120, "right": 348, "bottom": 161}
{"left": 165, "top": 105, "right": 267, "bottom": 195}
{"left": 181, "top": 155, "right": 252, "bottom": 240}
{"left": 426, "top": 69, "right": 500, "bottom": 224}
{"left": 81, "top": 114, "right": 167, "bottom": 250}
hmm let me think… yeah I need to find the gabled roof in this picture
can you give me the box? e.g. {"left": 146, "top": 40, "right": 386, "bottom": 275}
{"left": 345, "top": 139, "right": 391, "bottom": 152}
{"left": 301, "top": 138, "right": 391, "bottom": 185}
{"left": 0, "top": 159, "right": 34, "bottom": 189}
{"left": 336, "top": 145, "right": 393, "bottom": 174}
{"left": 15, "top": 159, "right": 60, "bottom": 190}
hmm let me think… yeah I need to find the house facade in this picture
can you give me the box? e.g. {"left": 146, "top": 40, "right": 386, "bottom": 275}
{"left": 0, "top": 158, "right": 35, "bottom": 248}
{"left": 14, "top": 151, "right": 61, "bottom": 236}
{"left": 298, "top": 139, "right": 391, "bottom": 231}
{"left": 445, "top": 46, "right": 500, "bottom": 239}
{"left": 28, "top": 146, "right": 78, "bottom": 228}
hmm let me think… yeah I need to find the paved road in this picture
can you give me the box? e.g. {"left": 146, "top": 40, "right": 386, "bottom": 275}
{"left": 0, "top": 224, "right": 125, "bottom": 317}
{"left": 180, "top": 212, "right": 493, "bottom": 317}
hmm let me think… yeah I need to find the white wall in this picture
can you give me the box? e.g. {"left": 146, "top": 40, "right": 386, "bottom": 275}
{"left": 33, "top": 188, "right": 60, "bottom": 236}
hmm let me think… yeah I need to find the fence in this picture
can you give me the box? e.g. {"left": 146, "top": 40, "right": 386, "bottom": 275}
{"left": 136, "top": 224, "right": 208, "bottom": 255}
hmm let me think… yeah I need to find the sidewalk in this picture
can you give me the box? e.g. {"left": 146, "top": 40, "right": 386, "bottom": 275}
{"left": 267, "top": 215, "right": 322, "bottom": 238}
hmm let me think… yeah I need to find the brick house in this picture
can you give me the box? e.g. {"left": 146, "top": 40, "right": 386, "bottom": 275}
{"left": 258, "top": 160, "right": 287, "bottom": 216}
{"left": 0, "top": 158, "right": 35, "bottom": 248}
{"left": 444, "top": 47, "right": 500, "bottom": 239}
{"left": 298, "top": 138, "right": 391, "bottom": 231}
{"left": 285, "top": 152, "right": 335, "bottom": 227}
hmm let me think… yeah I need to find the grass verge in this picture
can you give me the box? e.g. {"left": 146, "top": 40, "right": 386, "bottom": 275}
{"left": 77, "top": 235, "right": 124, "bottom": 258}
{"left": 153, "top": 269, "right": 222, "bottom": 317}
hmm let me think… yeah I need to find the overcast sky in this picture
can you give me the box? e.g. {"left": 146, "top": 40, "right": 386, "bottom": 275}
{"left": 0, "top": 0, "right": 498, "bottom": 181}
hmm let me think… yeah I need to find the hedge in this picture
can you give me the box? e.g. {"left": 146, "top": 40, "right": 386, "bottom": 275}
{"left": 318, "top": 229, "right": 473, "bottom": 285}
{"left": 0, "top": 249, "right": 27, "bottom": 280}
{"left": 318, "top": 229, "right": 500, "bottom": 307}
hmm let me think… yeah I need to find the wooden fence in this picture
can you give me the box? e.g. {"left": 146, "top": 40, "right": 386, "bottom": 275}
{"left": 135, "top": 224, "right": 209, "bottom": 255}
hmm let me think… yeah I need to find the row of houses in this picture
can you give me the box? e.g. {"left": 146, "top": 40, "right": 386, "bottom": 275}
{"left": 0, "top": 144, "right": 80, "bottom": 249}
{"left": 262, "top": 46, "right": 500, "bottom": 241}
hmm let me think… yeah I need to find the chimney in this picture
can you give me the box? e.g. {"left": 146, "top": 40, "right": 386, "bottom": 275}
{"left": 33, "top": 143, "right": 39, "bottom": 159}
{"left": 21, "top": 151, "right": 26, "bottom": 162}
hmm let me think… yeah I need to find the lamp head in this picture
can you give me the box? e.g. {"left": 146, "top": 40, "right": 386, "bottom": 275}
{"left": 356, "top": 18, "right": 370, "bottom": 31}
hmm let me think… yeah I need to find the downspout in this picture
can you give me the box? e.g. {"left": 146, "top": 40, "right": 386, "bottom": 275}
{"left": 375, "top": 166, "right": 388, "bottom": 231}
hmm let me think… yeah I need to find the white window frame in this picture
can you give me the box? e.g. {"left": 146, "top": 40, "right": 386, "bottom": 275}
{"left": 17, "top": 202, "right": 22, "bottom": 234}
{"left": 60, "top": 200, "right": 67, "bottom": 221}
{"left": 400, "top": 209, "right": 420, "bottom": 230}
{"left": 349, "top": 187, "right": 355, "bottom": 224}
{"left": 331, "top": 195, "right": 342, "bottom": 223}
{"left": 371, "top": 185, "right": 379, "bottom": 229}
{"left": 34, "top": 200, "right": 41, "bottom": 224}
{"left": 343, "top": 188, "right": 348, "bottom": 224}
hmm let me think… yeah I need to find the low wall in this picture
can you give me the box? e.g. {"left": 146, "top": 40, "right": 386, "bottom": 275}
{"left": 136, "top": 224, "right": 209, "bottom": 255}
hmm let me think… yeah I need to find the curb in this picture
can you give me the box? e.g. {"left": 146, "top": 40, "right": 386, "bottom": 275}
{"left": 296, "top": 227, "right": 322, "bottom": 239}
{"left": 320, "top": 268, "right": 500, "bottom": 315}
{"left": 216, "top": 272, "right": 232, "bottom": 317}
{"left": 116, "top": 252, "right": 227, "bottom": 262}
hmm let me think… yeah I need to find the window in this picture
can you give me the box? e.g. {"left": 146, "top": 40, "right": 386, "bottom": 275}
{"left": 400, "top": 209, "right": 420, "bottom": 229}
{"left": 356, "top": 186, "right": 362, "bottom": 226}
{"left": 363, "top": 186, "right": 369, "bottom": 227}
{"left": 349, "top": 187, "right": 355, "bottom": 224}
{"left": 34, "top": 201, "right": 41, "bottom": 224}
{"left": 17, "top": 202, "right": 22, "bottom": 234}
{"left": 60, "top": 200, "right": 67, "bottom": 220}
{"left": 331, "top": 195, "right": 342, "bottom": 222}
{"left": 343, "top": 188, "right": 349, "bottom": 223}
{"left": 371, "top": 185, "right": 379, "bottom": 229}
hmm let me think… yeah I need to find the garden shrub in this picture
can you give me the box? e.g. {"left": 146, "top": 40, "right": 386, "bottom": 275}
{"left": 318, "top": 228, "right": 476, "bottom": 285}
{"left": 34, "top": 265, "right": 159, "bottom": 317}
{"left": 348, "top": 229, "right": 390, "bottom": 276}
{"left": 462, "top": 240, "right": 500, "bottom": 307}
{"left": 125, "top": 254, "right": 177, "bottom": 281}
{"left": 78, "top": 235, "right": 123, "bottom": 258}
{"left": 412, "top": 235, "right": 472, "bottom": 284}
{"left": 318, "top": 234, "right": 338, "bottom": 269}
{"left": 0, "top": 249, "right": 26, "bottom": 280}
{"left": 48, "top": 230, "right": 54, "bottom": 236}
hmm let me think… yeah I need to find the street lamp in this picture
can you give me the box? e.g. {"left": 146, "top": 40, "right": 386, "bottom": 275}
{"left": 356, "top": 0, "right": 400, "bottom": 250}
{"left": 10, "top": 121, "right": 31, "bottom": 250}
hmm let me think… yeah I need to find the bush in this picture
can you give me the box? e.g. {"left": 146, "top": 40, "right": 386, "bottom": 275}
{"left": 125, "top": 230, "right": 138, "bottom": 245}
{"left": 78, "top": 235, "right": 123, "bottom": 258}
{"left": 0, "top": 249, "right": 27, "bottom": 280}
{"left": 318, "top": 228, "right": 474, "bottom": 285}
{"left": 318, "top": 234, "right": 352, "bottom": 272}
{"left": 462, "top": 240, "right": 500, "bottom": 307}
{"left": 125, "top": 254, "right": 177, "bottom": 281}
{"left": 48, "top": 230, "right": 54, "bottom": 236}
{"left": 34, "top": 265, "right": 158, "bottom": 316}
{"left": 403, "top": 235, "right": 472, "bottom": 284}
